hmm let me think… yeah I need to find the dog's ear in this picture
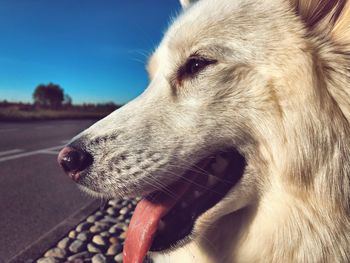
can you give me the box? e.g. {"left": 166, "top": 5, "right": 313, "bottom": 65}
{"left": 179, "top": 0, "right": 199, "bottom": 9}
{"left": 289, "top": 0, "right": 350, "bottom": 42}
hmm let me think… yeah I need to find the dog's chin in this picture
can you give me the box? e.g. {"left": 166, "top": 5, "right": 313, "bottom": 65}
{"left": 77, "top": 184, "right": 108, "bottom": 199}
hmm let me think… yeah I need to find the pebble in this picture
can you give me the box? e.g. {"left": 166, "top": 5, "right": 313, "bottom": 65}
{"left": 115, "top": 222, "right": 128, "bottom": 231}
{"left": 106, "top": 207, "right": 117, "bottom": 216}
{"left": 95, "top": 211, "right": 103, "bottom": 216}
{"left": 91, "top": 254, "right": 107, "bottom": 263}
{"left": 119, "top": 207, "right": 128, "bottom": 215}
{"left": 100, "top": 231, "right": 110, "bottom": 238}
{"left": 89, "top": 225, "right": 101, "bottom": 233}
{"left": 119, "top": 231, "right": 127, "bottom": 239}
{"left": 76, "top": 222, "right": 92, "bottom": 232}
{"left": 89, "top": 223, "right": 108, "bottom": 233}
{"left": 109, "top": 236, "right": 120, "bottom": 245}
{"left": 37, "top": 257, "right": 59, "bottom": 263}
{"left": 106, "top": 244, "right": 122, "bottom": 256}
{"left": 108, "top": 226, "right": 121, "bottom": 235}
{"left": 44, "top": 247, "right": 66, "bottom": 258}
{"left": 77, "top": 232, "right": 91, "bottom": 241}
{"left": 86, "top": 215, "right": 97, "bottom": 223}
{"left": 57, "top": 237, "right": 71, "bottom": 249}
{"left": 68, "top": 230, "right": 77, "bottom": 239}
{"left": 92, "top": 235, "right": 107, "bottom": 246}
{"left": 117, "top": 214, "right": 125, "bottom": 221}
{"left": 67, "top": 251, "right": 90, "bottom": 261}
{"left": 108, "top": 199, "right": 119, "bottom": 206}
{"left": 101, "top": 215, "right": 118, "bottom": 224}
{"left": 114, "top": 253, "right": 123, "bottom": 263}
{"left": 66, "top": 259, "right": 84, "bottom": 263}
{"left": 69, "top": 240, "right": 85, "bottom": 253}
{"left": 87, "top": 243, "right": 102, "bottom": 253}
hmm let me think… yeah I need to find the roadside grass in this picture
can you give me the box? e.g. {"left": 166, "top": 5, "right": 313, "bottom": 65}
{"left": 0, "top": 108, "right": 113, "bottom": 121}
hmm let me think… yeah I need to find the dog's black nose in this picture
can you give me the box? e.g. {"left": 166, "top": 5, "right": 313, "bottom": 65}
{"left": 57, "top": 146, "right": 93, "bottom": 181}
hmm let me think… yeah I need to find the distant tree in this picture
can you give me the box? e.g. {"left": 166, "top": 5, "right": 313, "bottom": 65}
{"left": 63, "top": 94, "right": 73, "bottom": 106}
{"left": 0, "top": 100, "right": 9, "bottom": 107}
{"left": 33, "top": 83, "right": 64, "bottom": 108}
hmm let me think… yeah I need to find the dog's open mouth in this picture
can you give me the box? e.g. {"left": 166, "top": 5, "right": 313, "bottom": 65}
{"left": 123, "top": 149, "right": 246, "bottom": 263}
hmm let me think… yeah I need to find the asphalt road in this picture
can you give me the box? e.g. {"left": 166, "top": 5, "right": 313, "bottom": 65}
{"left": 0, "top": 120, "right": 97, "bottom": 262}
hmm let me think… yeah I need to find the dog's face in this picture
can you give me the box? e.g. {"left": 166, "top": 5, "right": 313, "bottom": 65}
{"left": 62, "top": 0, "right": 313, "bottom": 253}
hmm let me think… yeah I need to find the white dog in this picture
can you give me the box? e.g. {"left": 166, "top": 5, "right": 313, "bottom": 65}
{"left": 58, "top": 0, "right": 350, "bottom": 262}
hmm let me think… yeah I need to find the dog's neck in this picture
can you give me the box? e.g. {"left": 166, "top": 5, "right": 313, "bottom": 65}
{"left": 284, "top": 36, "right": 350, "bottom": 210}
{"left": 245, "top": 37, "right": 350, "bottom": 262}
{"left": 212, "top": 37, "right": 350, "bottom": 262}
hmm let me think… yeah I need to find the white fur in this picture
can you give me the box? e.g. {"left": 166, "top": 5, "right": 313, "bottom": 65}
{"left": 70, "top": 0, "right": 350, "bottom": 262}
{"left": 179, "top": 0, "right": 198, "bottom": 9}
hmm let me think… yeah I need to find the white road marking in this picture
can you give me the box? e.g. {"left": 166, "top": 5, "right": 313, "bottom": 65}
{"left": 0, "top": 145, "right": 65, "bottom": 163}
{"left": 61, "top": 139, "right": 70, "bottom": 144}
{"left": 0, "top": 149, "right": 24, "bottom": 157}
{"left": 40, "top": 150, "right": 61, "bottom": 155}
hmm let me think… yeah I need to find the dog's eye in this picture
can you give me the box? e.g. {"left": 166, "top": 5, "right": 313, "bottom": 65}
{"left": 178, "top": 57, "right": 217, "bottom": 82}
{"left": 185, "top": 58, "right": 211, "bottom": 75}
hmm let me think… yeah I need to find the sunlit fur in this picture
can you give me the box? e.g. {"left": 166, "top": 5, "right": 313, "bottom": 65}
{"left": 70, "top": 0, "right": 350, "bottom": 262}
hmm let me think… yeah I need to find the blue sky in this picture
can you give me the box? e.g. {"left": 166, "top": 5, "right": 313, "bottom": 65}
{"left": 0, "top": 0, "right": 181, "bottom": 104}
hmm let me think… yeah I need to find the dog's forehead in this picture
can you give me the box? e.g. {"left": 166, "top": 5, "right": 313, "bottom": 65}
{"left": 147, "top": 0, "right": 292, "bottom": 78}
{"left": 165, "top": 1, "right": 239, "bottom": 53}
{"left": 163, "top": 0, "right": 285, "bottom": 58}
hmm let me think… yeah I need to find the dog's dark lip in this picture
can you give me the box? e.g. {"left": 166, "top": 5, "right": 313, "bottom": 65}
{"left": 149, "top": 149, "right": 246, "bottom": 252}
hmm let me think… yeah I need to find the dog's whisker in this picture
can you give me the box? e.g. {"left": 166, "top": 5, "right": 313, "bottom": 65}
{"left": 152, "top": 167, "right": 225, "bottom": 195}
{"left": 166, "top": 162, "right": 234, "bottom": 184}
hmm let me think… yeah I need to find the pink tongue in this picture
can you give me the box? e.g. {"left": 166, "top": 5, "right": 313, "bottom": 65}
{"left": 123, "top": 178, "right": 194, "bottom": 263}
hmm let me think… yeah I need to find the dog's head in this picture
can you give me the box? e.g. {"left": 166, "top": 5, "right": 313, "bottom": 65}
{"left": 58, "top": 0, "right": 350, "bottom": 258}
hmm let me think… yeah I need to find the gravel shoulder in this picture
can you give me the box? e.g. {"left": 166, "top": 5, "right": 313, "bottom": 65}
{"left": 43, "top": 198, "right": 133, "bottom": 263}
{"left": 10, "top": 198, "right": 153, "bottom": 263}
{"left": 7, "top": 200, "right": 99, "bottom": 263}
